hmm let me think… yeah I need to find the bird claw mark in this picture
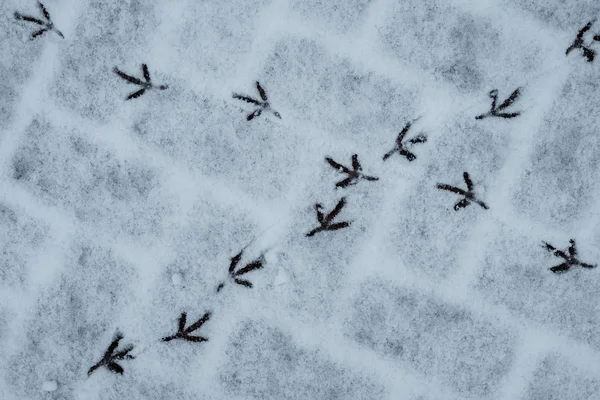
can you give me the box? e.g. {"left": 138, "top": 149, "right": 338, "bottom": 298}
{"left": 113, "top": 64, "right": 168, "bottom": 101}
{"left": 475, "top": 88, "right": 522, "bottom": 120}
{"left": 326, "top": 154, "right": 379, "bottom": 189}
{"left": 232, "top": 81, "right": 281, "bottom": 121}
{"left": 216, "top": 247, "right": 266, "bottom": 292}
{"left": 566, "top": 20, "right": 600, "bottom": 62}
{"left": 306, "top": 197, "right": 351, "bottom": 237}
{"left": 437, "top": 172, "right": 488, "bottom": 211}
{"left": 14, "top": 1, "right": 64, "bottom": 40}
{"left": 88, "top": 333, "right": 135, "bottom": 376}
{"left": 162, "top": 312, "right": 211, "bottom": 343}
{"left": 542, "top": 239, "right": 596, "bottom": 273}
{"left": 383, "top": 119, "right": 427, "bottom": 162}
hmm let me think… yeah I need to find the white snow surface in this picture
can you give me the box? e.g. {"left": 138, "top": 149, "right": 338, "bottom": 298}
{"left": 1, "top": 0, "right": 600, "bottom": 399}
{"left": 41, "top": 381, "right": 58, "bottom": 392}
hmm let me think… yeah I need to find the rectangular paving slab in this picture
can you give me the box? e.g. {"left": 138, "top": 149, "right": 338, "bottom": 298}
{"left": 344, "top": 278, "right": 516, "bottom": 399}
{"left": 219, "top": 320, "right": 387, "bottom": 400}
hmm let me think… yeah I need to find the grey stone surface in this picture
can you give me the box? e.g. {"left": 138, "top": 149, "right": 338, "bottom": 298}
{"left": 523, "top": 353, "right": 600, "bottom": 400}
{"left": 12, "top": 117, "right": 173, "bottom": 238}
{"left": 1, "top": 0, "right": 599, "bottom": 399}
{"left": 261, "top": 36, "right": 418, "bottom": 147}
{"left": 474, "top": 223, "right": 600, "bottom": 351}
{"left": 512, "top": 70, "right": 600, "bottom": 230}
{"left": 219, "top": 320, "right": 386, "bottom": 400}
{"left": 0, "top": 203, "right": 48, "bottom": 288}
{"left": 345, "top": 279, "right": 516, "bottom": 398}
{"left": 378, "top": 0, "right": 548, "bottom": 92}
{"left": 289, "top": 0, "right": 373, "bottom": 33}
{"left": 5, "top": 242, "right": 138, "bottom": 400}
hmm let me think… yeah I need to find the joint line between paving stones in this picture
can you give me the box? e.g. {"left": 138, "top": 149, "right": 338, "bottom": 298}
{"left": 495, "top": 331, "right": 553, "bottom": 400}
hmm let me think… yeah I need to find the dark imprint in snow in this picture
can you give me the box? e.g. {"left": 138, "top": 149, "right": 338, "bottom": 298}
{"left": 232, "top": 81, "right": 281, "bottom": 121}
{"left": 542, "top": 239, "right": 596, "bottom": 273}
{"left": 113, "top": 64, "right": 168, "bottom": 100}
{"left": 306, "top": 197, "right": 351, "bottom": 237}
{"left": 383, "top": 119, "right": 427, "bottom": 162}
{"left": 475, "top": 88, "right": 522, "bottom": 120}
{"left": 162, "top": 312, "right": 211, "bottom": 343}
{"left": 437, "top": 172, "right": 489, "bottom": 211}
{"left": 88, "top": 333, "right": 135, "bottom": 376}
{"left": 216, "top": 247, "right": 265, "bottom": 292}
{"left": 326, "top": 154, "right": 379, "bottom": 189}
{"left": 14, "top": 1, "right": 64, "bottom": 40}
{"left": 565, "top": 20, "right": 600, "bottom": 62}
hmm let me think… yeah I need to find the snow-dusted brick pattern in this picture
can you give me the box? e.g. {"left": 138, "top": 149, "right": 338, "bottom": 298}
{"left": 1, "top": 0, "right": 600, "bottom": 399}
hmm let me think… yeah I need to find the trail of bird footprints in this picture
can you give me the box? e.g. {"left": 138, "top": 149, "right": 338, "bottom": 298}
{"left": 11, "top": 0, "right": 599, "bottom": 383}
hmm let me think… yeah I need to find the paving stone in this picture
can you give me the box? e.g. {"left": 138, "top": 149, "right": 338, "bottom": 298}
{"left": 474, "top": 223, "right": 600, "bottom": 351}
{"left": 48, "top": 0, "right": 161, "bottom": 123}
{"left": 502, "top": 0, "right": 600, "bottom": 31}
{"left": 0, "top": 0, "right": 46, "bottom": 130}
{"left": 377, "top": 0, "right": 548, "bottom": 92}
{"left": 219, "top": 320, "right": 387, "bottom": 400}
{"left": 172, "top": 0, "right": 270, "bottom": 81}
{"left": 511, "top": 70, "right": 600, "bottom": 230}
{"left": 143, "top": 194, "right": 257, "bottom": 318}
{"left": 344, "top": 278, "right": 516, "bottom": 399}
{"left": 96, "top": 381, "right": 192, "bottom": 400}
{"left": 130, "top": 90, "right": 312, "bottom": 202}
{"left": 0, "top": 203, "right": 49, "bottom": 289}
{"left": 5, "top": 242, "right": 138, "bottom": 400}
{"left": 260, "top": 36, "right": 419, "bottom": 148}
{"left": 522, "top": 353, "right": 600, "bottom": 400}
{"left": 289, "top": 0, "right": 373, "bottom": 33}
{"left": 11, "top": 116, "right": 174, "bottom": 239}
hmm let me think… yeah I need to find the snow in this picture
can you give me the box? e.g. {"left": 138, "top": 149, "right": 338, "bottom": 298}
{"left": 1, "top": 0, "right": 600, "bottom": 399}
{"left": 219, "top": 320, "right": 387, "bottom": 399}
{"left": 524, "top": 353, "right": 600, "bottom": 399}
{"left": 171, "top": 273, "right": 183, "bottom": 286}
{"left": 41, "top": 380, "right": 58, "bottom": 392}
{"left": 499, "top": 0, "right": 600, "bottom": 30}
{"left": 345, "top": 278, "right": 516, "bottom": 398}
